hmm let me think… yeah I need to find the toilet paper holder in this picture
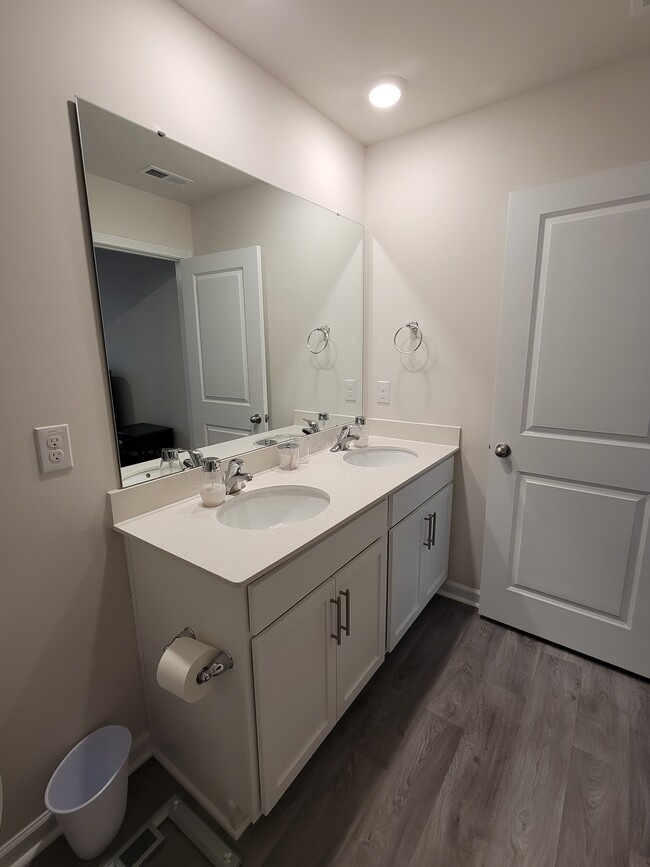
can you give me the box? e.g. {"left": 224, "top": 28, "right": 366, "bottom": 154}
{"left": 164, "top": 627, "right": 234, "bottom": 684}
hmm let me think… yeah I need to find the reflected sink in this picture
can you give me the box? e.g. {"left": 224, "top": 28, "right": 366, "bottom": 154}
{"left": 122, "top": 466, "right": 165, "bottom": 486}
{"left": 217, "top": 486, "right": 330, "bottom": 530}
{"left": 343, "top": 447, "right": 418, "bottom": 468}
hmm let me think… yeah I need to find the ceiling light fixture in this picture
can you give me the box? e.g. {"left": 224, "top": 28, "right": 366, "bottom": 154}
{"left": 367, "top": 76, "right": 408, "bottom": 108}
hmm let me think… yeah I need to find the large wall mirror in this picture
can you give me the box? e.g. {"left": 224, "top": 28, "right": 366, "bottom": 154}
{"left": 75, "top": 99, "right": 364, "bottom": 487}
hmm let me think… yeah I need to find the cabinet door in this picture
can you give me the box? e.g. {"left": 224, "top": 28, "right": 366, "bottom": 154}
{"left": 335, "top": 537, "right": 387, "bottom": 717}
{"left": 387, "top": 503, "right": 426, "bottom": 652}
{"left": 252, "top": 576, "right": 337, "bottom": 814}
{"left": 419, "top": 483, "right": 453, "bottom": 605}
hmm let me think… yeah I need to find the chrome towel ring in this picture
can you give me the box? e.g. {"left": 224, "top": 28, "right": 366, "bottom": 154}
{"left": 393, "top": 321, "right": 423, "bottom": 354}
{"left": 307, "top": 324, "right": 330, "bottom": 354}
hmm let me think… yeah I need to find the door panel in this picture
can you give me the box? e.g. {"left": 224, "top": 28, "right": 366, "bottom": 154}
{"left": 388, "top": 505, "right": 424, "bottom": 651}
{"left": 195, "top": 270, "right": 250, "bottom": 402}
{"left": 179, "top": 247, "right": 268, "bottom": 446}
{"left": 252, "top": 577, "right": 337, "bottom": 814}
{"left": 511, "top": 475, "right": 646, "bottom": 620}
{"left": 336, "top": 537, "right": 387, "bottom": 717}
{"left": 481, "top": 161, "right": 650, "bottom": 677}
{"left": 524, "top": 202, "right": 650, "bottom": 440}
{"left": 419, "top": 483, "right": 453, "bottom": 606}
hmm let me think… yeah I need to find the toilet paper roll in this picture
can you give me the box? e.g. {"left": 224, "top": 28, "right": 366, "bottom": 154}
{"left": 156, "top": 637, "right": 217, "bottom": 703}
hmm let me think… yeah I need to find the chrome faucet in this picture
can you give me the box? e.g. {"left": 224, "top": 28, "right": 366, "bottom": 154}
{"left": 302, "top": 418, "right": 320, "bottom": 434}
{"left": 225, "top": 458, "right": 253, "bottom": 493}
{"left": 181, "top": 449, "right": 204, "bottom": 469}
{"left": 330, "top": 424, "right": 360, "bottom": 452}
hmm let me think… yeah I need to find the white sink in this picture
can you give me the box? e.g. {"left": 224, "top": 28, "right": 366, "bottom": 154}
{"left": 122, "top": 466, "right": 165, "bottom": 486}
{"left": 217, "top": 486, "right": 330, "bottom": 530}
{"left": 343, "top": 447, "right": 418, "bottom": 467}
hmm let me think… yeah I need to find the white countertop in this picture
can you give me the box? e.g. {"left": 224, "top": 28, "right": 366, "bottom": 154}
{"left": 114, "top": 435, "right": 458, "bottom": 586}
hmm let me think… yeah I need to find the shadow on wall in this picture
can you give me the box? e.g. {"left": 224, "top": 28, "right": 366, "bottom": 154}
{"left": 0, "top": 500, "right": 147, "bottom": 846}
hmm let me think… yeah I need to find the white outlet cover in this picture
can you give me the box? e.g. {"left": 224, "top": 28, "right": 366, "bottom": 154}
{"left": 34, "top": 424, "right": 73, "bottom": 473}
{"left": 377, "top": 380, "right": 390, "bottom": 404}
{"left": 344, "top": 379, "right": 357, "bottom": 402}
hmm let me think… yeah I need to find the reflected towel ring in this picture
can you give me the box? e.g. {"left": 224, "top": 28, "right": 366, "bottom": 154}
{"left": 307, "top": 325, "right": 330, "bottom": 354}
{"left": 393, "top": 321, "right": 423, "bottom": 354}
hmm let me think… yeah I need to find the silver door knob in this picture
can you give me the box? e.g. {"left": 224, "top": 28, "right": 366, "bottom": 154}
{"left": 250, "top": 414, "right": 262, "bottom": 425}
{"left": 495, "top": 443, "right": 511, "bottom": 458}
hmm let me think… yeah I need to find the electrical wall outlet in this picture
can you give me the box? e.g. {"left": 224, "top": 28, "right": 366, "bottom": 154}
{"left": 377, "top": 380, "right": 390, "bottom": 404}
{"left": 34, "top": 424, "right": 73, "bottom": 473}
{"left": 344, "top": 379, "right": 357, "bottom": 402}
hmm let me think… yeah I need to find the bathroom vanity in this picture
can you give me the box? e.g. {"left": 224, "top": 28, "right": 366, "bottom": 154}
{"left": 113, "top": 434, "right": 457, "bottom": 838}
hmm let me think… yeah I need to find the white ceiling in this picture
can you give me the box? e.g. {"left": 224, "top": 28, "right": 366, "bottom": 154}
{"left": 173, "top": 0, "right": 650, "bottom": 145}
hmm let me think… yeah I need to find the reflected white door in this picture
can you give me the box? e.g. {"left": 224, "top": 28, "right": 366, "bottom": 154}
{"left": 179, "top": 247, "right": 268, "bottom": 446}
{"left": 480, "top": 161, "right": 650, "bottom": 677}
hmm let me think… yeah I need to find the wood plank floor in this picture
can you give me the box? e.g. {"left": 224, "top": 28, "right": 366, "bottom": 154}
{"left": 35, "top": 597, "right": 649, "bottom": 867}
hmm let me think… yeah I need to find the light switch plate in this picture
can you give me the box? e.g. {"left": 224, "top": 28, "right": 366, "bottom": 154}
{"left": 34, "top": 424, "right": 73, "bottom": 473}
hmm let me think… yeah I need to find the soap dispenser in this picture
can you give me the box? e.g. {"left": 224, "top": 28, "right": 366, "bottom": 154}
{"left": 353, "top": 416, "right": 368, "bottom": 447}
{"left": 200, "top": 458, "right": 226, "bottom": 506}
{"left": 160, "top": 448, "right": 183, "bottom": 475}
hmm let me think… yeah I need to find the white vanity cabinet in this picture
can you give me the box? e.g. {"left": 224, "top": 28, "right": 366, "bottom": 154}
{"left": 252, "top": 537, "right": 386, "bottom": 813}
{"left": 115, "top": 438, "right": 457, "bottom": 839}
{"left": 387, "top": 457, "right": 454, "bottom": 651}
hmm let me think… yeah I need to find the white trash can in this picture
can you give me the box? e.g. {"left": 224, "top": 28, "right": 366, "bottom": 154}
{"left": 45, "top": 725, "right": 131, "bottom": 860}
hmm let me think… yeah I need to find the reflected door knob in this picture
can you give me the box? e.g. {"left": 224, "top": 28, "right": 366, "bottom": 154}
{"left": 250, "top": 414, "right": 262, "bottom": 425}
{"left": 494, "top": 443, "right": 511, "bottom": 458}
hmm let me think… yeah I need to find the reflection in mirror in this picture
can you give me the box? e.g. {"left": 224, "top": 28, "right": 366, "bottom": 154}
{"left": 75, "top": 99, "right": 364, "bottom": 487}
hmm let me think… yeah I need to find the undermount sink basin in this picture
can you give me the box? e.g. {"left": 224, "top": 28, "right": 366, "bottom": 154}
{"left": 343, "top": 447, "right": 418, "bottom": 468}
{"left": 122, "top": 466, "right": 165, "bottom": 486}
{"left": 217, "top": 486, "right": 330, "bottom": 530}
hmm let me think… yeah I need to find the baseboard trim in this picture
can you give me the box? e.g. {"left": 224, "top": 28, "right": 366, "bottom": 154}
{"left": 0, "top": 731, "right": 152, "bottom": 867}
{"left": 438, "top": 580, "right": 480, "bottom": 608}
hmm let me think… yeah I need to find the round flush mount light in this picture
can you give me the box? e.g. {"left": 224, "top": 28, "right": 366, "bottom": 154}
{"left": 367, "top": 76, "right": 408, "bottom": 108}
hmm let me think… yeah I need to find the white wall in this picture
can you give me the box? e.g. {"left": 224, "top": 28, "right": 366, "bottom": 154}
{"left": 0, "top": 0, "right": 363, "bottom": 848}
{"left": 366, "top": 53, "right": 650, "bottom": 592}
{"left": 86, "top": 174, "right": 194, "bottom": 253}
{"left": 191, "top": 182, "right": 364, "bottom": 427}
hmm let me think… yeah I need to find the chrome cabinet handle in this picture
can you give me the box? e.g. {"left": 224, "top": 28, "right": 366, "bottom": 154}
{"left": 340, "top": 589, "right": 351, "bottom": 637}
{"left": 423, "top": 514, "right": 433, "bottom": 549}
{"left": 330, "top": 596, "right": 342, "bottom": 645}
{"left": 423, "top": 513, "right": 437, "bottom": 549}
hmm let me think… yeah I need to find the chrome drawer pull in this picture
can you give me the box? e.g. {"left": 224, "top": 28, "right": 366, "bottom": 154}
{"left": 340, "top": 589, "right": 351, "bottom": 637}
{"left": 330, "top": 596, "right": 342, "bottom": 645}
{"left": 423, "top": 512, "right": 437, "bottom": 548}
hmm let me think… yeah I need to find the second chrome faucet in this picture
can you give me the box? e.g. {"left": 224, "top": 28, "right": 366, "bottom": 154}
{"left": 225, "top": 458, "right": 253, "bottom": 493}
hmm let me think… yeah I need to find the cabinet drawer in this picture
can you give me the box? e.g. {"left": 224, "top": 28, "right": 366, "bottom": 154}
{"left": 248, "top": 500, "right": 388, "bottom": 635}
{"left": 389, "top": 456, "right": 454, "bottom": 526}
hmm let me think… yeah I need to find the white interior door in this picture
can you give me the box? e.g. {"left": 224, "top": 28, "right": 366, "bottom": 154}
{"left": 178, "top": 247, "right": 268, "bottom": 446}
{"left": 480, "top": 161, "right": 650, "bottom": 678}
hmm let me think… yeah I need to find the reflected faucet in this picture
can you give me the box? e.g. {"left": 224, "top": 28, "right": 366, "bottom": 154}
{"left": 225, "top": 458, "right": 253, "bottom": 494}
{"left": 330, "top": 425, "right": 360, "bottom": 452}
{"left": 181, "top": 449, "right": 204, "bottom": 469}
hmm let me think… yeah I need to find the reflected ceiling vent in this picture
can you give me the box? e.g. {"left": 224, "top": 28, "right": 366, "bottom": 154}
{"left": 138, "top": 165, "right": 194, "bottom": 187}
{"left": 631, "top": 0, "right": 650, "bottom": 16}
